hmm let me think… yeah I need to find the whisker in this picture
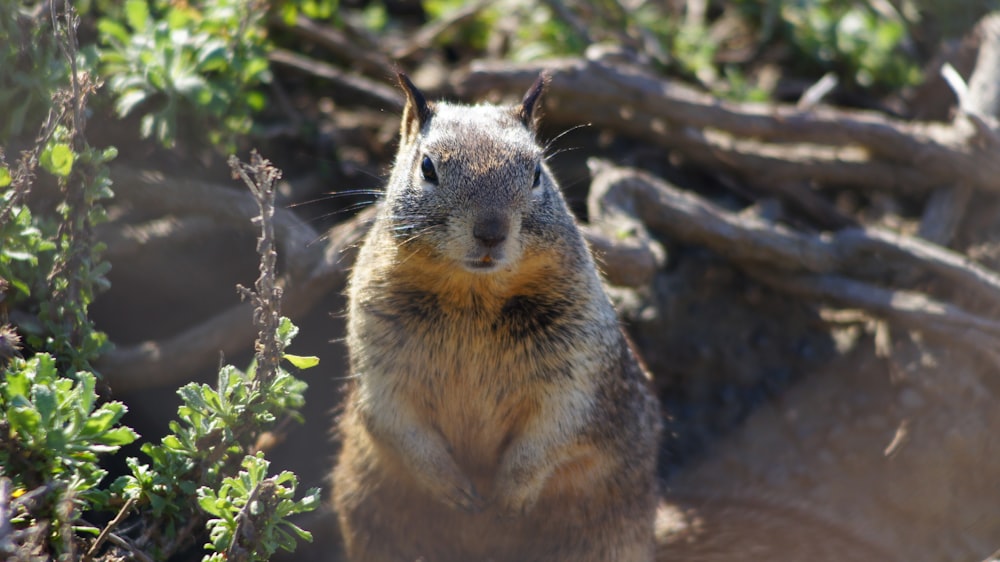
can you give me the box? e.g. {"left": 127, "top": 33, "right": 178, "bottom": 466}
{"left": 544, "top": 146, "right": 583, "bottom": 161}
{"left": 544, "top": 123, "right": 591, "bottom": 152}
{"left": 287, "top": 190, "right": 385, "bottom": 209}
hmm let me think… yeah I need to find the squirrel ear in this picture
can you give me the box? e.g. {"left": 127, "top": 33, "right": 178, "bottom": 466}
{"left": 517, "top": 71, "right": 550, "bottom": 130}
{"left": 397, "top": 72, "right": 433, "bottom": 141}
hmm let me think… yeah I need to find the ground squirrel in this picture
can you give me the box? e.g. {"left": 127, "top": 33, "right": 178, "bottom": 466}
{"left": 331, "top": 73, "right": 662, "bottom": 562}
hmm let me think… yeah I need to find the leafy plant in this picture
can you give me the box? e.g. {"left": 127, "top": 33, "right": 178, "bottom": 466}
{"left": 0, "top": 4, "right": 68, "bottom": 139}
{"left": 2, "top": 7, "right": 318, "bottom": 559}
{"left": 777, "top": 0, "right": 921, "bottom": 90}
{"left": 0, "top": 354, "right": 138, "bottom": 502}
{"left": 198, "top": 452, "right": 319, "bottom": 562}
{"left": 98, "top": 0, "right": 272, "bottom": 151}
{"left": 274, "top": 0, "right": 341, "bottom": 25}
{"left": 109, "top": 327, "right": 316, "bottom": 558}
{"left": 0, "top": 199, "right": 56, "bottom": 301}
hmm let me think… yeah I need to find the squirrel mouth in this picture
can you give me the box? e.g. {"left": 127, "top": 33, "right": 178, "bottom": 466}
{"left": 465, "top": 255, "right": 504, "bottom": 272}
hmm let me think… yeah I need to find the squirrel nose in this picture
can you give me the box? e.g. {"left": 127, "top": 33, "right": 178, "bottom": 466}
{"left": 473, "top": 215, "right": 509, "bottom": 248}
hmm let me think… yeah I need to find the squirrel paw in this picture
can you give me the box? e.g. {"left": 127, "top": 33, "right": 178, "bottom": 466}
{"left": 444, "top": 479, "right": 485, "bottom": 513}
{"left": 491, "top": 473, "right": 544, "bottom": 517}
{"left": 424, "top": 470, "right": 484, "bottom": 513}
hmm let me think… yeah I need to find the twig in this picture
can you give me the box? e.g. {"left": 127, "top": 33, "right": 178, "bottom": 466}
{"left": 965, "top": 13, "right": 1000, "bottom": 121}
{"left": 748, "top": 270, "right": 1000, "bottom": 366}
{"left": 96, "top": 187, "right": 374, "bottom": 391}
{"left": 225, "top": 480, "right": 278, "bottom": 562}
{"left": 917, "top": 185, "right": 972, "bottom": 246}
{"left": 270, "top": 13, "right": 392, "bottom": 77}
{"left": 268, "top": 48, "right": 403, "bottom": 112}
{"left": 0, "top": 478, "right": 11, "bottom": 545}
{"left": 82, "top": 497, "right": 136, "bottom": 561}
{"left": 105, "top": 533, "right": 155, "bottom": 562}
{"left": 580, "top": 226, "right": 664, "bottom": 288}
{"left": 797, "top": 72, "right": 838, "bottom": 109}
{"left": 589, "top": 160, "right": 1000, "bottom": 304}
{"left": 537, "top": 0, "right": 592, "bottom": 48}
{"left": 394, "top": 0, "right": 494, "bottom": 60}
{"left": 229, "top": 152, "right": 283, "bottom": 388}
{"left": 106, "top": 167, "right": 322, "bottom": 279}
{"left": 920, "top": 13, "right": 1000, "bottom": 249}
{"left": 100, "top": 216, "right": 220, "bottom": 260}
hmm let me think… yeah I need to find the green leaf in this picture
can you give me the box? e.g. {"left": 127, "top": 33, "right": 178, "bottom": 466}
{"left": 276, "top": 317, "right": 298, "bottom": 348}
{"left": 2, "top": 250, "right": 37, "bottom": 261}
{"left": 283, "top": 354, "right": 319, "bottom": 370}
{"left": 197, "top": 490, "right": 223, "bottom": 516}
{"left": 7, "top": 278, "right": 31, "bottom": 297}
{"left": 100, "top": 426, "right": 140, "bottom": 446}
{"left": 283, "top": 521, "right": 314, "bottom": 542}
{"left": 246, "top": 90, "right": 267, "bottom": 112}
{"left": 280, "top": 3, "right": 298, "bottom": 25}
{"left": 33, "top": 385, "right": 57, "bottom": 428}
{"left": 0, "top": 166, "right": 11, "bottom": 187}
{"left": 114, "top": 89, "right": 150, "bottom": 118}
{"left": 97, "top": 18, "right": 131, "bottom": 45}
{"left": 196, "top": 41, "right": 229, "bottom": 71}
{"left": 4, "top": 369, "right": 31, "bottom": 399}
{"left": 162, "top": 434, "right": 185, "bottom": 451}
{"left": 40, "top": 143, "right": 75, "bottom": 177}
{"left": 124, "top": 0, "right": 150, "bottom": 32}
{"left": 7, "top": 406, "right": 42, "bottom": 438}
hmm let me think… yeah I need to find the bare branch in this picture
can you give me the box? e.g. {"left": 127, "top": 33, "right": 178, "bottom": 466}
{"left": 268, "top": 49, "right": 403, "bottom": 112}
{"left": 229, "top": 152, "right": 283, "bottom": 388}
{"left": 82, "top": 497, "right": 136, "bottom": 562}
{"left": 588, "top": 161, "right": 1000, "bottom": 362}
{"left": 920, "top": 12, "right": 1000, "bottom": 247}
{"left": 270, "top": 13, "right": 392, "bottom": 77}
{"left": 458, "top": 54, "right": 1000, "bottom": 195}
{"left": 394, "top": 0, "right": 494, "bottom": 60}
{"left": 96, "top": 167, "right": 375, "bottom": 392}
{"left": 749, "top": 270, "right": 1000, "bottom": 366}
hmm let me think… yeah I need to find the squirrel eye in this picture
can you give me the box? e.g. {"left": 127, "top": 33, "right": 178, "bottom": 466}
{"left": 532, "top": 163, "right": 542, "bottom": 188}
{"left": 421, "top": 155, "right": 438, "bottom": 184}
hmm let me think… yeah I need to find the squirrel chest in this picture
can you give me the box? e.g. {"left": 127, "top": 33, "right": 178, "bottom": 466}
{"left": 351, "top": 254, "right": 608, "bottom": 481}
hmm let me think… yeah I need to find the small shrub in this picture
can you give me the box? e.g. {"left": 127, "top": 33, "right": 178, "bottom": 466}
{"left": 98, "top": 0, "right": 272, "bottom": 152}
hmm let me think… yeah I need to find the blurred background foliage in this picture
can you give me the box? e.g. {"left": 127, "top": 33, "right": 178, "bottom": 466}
{"left": 2, "top": 0, "right": 995, "bottom": 158}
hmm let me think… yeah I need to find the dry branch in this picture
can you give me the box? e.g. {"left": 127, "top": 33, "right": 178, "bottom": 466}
{"left": 107, "top": 167, "right": 322, "bottom": 277}
{"left": 95, "top": 167, "right": 374, "bottom": 392}
{"left": 268, "top": 49, "right": 403, "bottom": 111}
{"left": 270, "top": 13, "right": 392, "bottom": 78}
{"left": 919, "top": 12, "right": 1000, "bottom": 247}
{"left": 457, "top": 50, "right": 1000, "bottom": 195}
{"left": 581, "top": 226, "right": 664, "bottom": 288}
{"left": 749, "top": 271, "right": 1000, "bottom": 364}
{"left": 96, "top": 167, "right": 656, "bottom": 391}
{"left": 97, "top": 207, "right": 371, "bottom": 393}
{"left": 588, "top": 160, "right": 1000, "bottom": 362}
{"left": 393, "top": 0, "right": 493, "bottom": 60}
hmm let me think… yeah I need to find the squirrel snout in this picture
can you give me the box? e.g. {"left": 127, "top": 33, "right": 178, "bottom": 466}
{"left": 473, "top": 214, "right": 510, "bottom": 249}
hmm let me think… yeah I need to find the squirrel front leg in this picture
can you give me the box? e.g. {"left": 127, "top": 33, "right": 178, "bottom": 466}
{"left": 359, "top": 405, "right": 483, "bottom": 512}
{"left": 492, "top": 415, "right": 596, "bottom": 515}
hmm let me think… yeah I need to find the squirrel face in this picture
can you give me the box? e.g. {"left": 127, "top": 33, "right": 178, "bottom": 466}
{"left": 383, "top": 74, "right": 560, "bottom": 275}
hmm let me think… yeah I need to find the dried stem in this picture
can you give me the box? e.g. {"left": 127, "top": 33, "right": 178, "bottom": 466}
{"left": 228, "top": 151, "right": 284, "bottom": 389}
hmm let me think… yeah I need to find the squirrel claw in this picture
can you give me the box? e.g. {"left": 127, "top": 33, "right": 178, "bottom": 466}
{"left": 443, "top": 481, "right": 484, "bottom": 513}
{"left": 490, "top": 488, "right": 539, "bottom": 518}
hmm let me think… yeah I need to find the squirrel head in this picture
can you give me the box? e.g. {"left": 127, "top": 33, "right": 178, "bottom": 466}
{"left": 383, "top": 73, "right": 575, "bottom": 276}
